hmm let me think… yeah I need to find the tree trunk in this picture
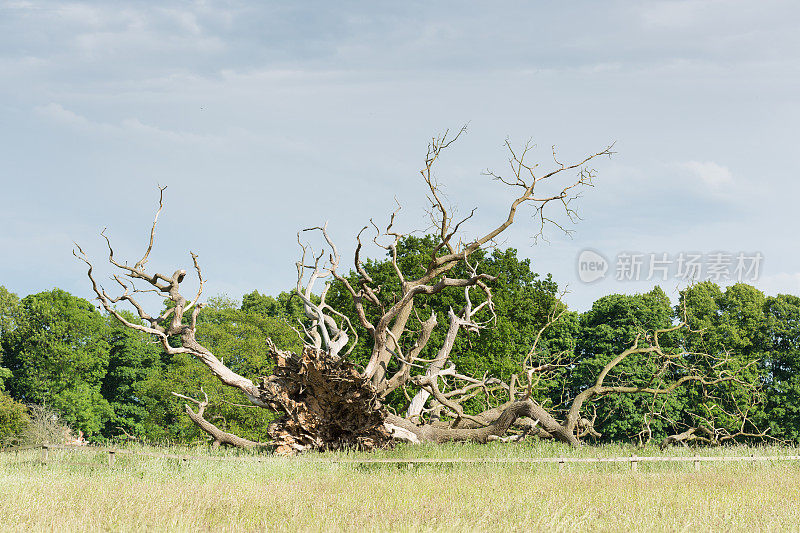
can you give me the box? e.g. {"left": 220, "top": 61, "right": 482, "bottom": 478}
{"left": 183, "top": 405, "right": 266, "bottom": 448}
{"left": 386, "top": 399, "right": 580, "bottom": 447}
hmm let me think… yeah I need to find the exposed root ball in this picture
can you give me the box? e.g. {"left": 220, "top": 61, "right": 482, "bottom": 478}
{"left": 261, "top": 346, "right": 391, "bottom": 456}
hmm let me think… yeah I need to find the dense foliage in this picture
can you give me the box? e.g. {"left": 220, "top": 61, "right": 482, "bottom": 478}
{"left": 0, "top": 236, "right": 799, "bottom": 446}
{"left": 0, "top": 390, "right": 28, "bottom": 445}
{"left": 570, "top": 287, "right": 679, "bottom": 442}
{"left": 1, "top": 289, "right": 113, "bottom": 435}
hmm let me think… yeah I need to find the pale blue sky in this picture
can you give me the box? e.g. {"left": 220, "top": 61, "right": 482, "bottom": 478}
{"left": 1, "top": 0, "right": 798, "bottom": 311}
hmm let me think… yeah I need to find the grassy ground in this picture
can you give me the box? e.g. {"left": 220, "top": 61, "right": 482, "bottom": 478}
{"left": 2, "top": 442, "right": 800, "bottom": 532}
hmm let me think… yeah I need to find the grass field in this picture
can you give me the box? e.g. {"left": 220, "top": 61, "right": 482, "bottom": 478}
{"left": 2, "top": 442, "right": 800, "bottom": 532}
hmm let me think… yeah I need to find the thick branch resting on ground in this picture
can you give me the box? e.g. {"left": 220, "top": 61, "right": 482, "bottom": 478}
{"left": 172, "top": 391, "right": 267, "bottom": 448}
{"left": 385, "top": 399, "right": 579, "bottom": 446}
{"left": 659, "top": 418, "right": 773, "bottom": 449}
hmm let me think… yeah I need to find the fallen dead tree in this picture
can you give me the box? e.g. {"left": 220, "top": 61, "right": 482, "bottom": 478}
{"left": 75, "top": 129, "right": 757, "bottom": 455}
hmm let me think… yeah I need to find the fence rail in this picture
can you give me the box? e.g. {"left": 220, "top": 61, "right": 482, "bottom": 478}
{"left": 4, "top": 444, "right": 800, "bottom": 471}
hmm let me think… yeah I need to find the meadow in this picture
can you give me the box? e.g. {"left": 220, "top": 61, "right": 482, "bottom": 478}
{"left": 2, "top": 442, "right": 800, "bottom": 532}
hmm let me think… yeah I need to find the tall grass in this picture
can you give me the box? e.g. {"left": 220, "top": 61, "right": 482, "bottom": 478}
{"left": 2, "top": 443, "right": 799, "bottom": 531}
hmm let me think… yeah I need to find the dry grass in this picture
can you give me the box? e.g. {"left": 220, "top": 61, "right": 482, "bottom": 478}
{"left": 2, "top": 443, "right": 799, "bottom": 532}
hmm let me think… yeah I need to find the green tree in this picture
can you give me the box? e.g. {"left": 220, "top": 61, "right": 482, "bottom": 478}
{"left": 1, "top": 289, "right": 113, "bottom": 436}
{"left": 0, "top": 286, "right": 20, "bottom": 391}
{"left": 0, "top": 286, "right": 18, "bottom": 337}
{"left": 101, "top": 311, "right": 164, "bottom": 438}
{"left": 196, "top": 298, "right": 302, "bottom": 376}
{"left": 0, "top": 390, "right": 28, "bottom": 445}
{"left": 571, "top": 287, "right": 680, "bottom": 443}
{"left": 241, "top": 290, "right": 306, "bottom": 322}
{"left": 763, "top": 294, "right": 800, "bottom": 442}
{"left": 676, "top": 282, "right": 769, "bottom": 442}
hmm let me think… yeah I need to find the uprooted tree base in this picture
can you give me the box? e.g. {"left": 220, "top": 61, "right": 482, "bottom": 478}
{"left": 262, "top": 345, "right": 391, "bottom": 455}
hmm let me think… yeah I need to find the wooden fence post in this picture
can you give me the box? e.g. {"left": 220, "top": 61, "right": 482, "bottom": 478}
{"left": 693, "top": 455, "right": 700, "bottom": 472}
{"left": 108, "top": 450, "right": 115, "bottom": 466}
{"left": 631, "top": 455, "right": 639, "bottom": 472}
{"left": 41, "top": 445, "right": 49, "bottom": 464}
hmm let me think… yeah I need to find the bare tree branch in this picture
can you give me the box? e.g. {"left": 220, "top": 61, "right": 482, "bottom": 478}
{"left": 171, "top": 391, "right": 268, "bottom": 449}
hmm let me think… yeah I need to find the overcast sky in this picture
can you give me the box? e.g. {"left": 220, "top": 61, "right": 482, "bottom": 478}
{"left": 1, "top": 0, "right": 799, "bottom": 312}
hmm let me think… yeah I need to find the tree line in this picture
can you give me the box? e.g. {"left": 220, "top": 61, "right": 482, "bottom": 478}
{"left": 1, "top": 236, "right": 798, "bottom": 447}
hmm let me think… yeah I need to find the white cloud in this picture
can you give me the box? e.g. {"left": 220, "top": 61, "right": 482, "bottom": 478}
{"left": 35, "top": 102, "right": 222, "bottom": 145}
{"left": 682, "top": 160, "right": 733, "bottom": 188}
{"left": 34, "top": 102, "right": 118, "bottom": 136}
{"left": 3, "top": 1, "right": 36, "bottom": 8}
{"left": 119, "top": 118, "right": 222, "bottom": 145}
{"left": 35, "top": 102, "right": 92, "bottom": 126}
{"left": 55, "top": 3, "right": 106, "bottom": 28}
